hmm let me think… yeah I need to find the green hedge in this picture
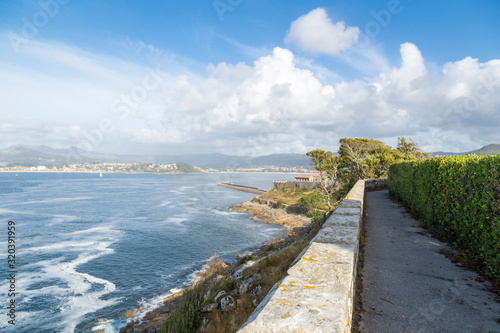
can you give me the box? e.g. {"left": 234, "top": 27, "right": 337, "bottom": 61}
{"left": 388, "top": 155, "right": 500, "bottom": 281}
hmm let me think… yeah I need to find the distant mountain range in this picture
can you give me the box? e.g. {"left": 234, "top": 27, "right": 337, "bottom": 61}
{"left": 1, "top": 144, "right": 498, "bottom": 169}
{"left": 0, "top": 145, "right": 314, "bottom": 169}
{"left": 430, "top": 144, "right": 500, "bottom": 157}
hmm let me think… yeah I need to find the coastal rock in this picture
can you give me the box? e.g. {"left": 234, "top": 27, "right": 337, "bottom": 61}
{"left": 119, "top": 294, "right": 182, "bottom": 333}
{"left": 199, "top": 318, "right": 210, "bottom": 332}
{"left": 214, "top": 290, "right": 226, "bottom": 303}
{"left": 201, "top": 303, "right": 218, "bottom": 313}
{"left": 220, "top": 296, "right": 235, "bottom": 311}
{"left": 143, "top": 326, "right": 157, "bottom": 333}
{"left": 229, "top": 201, "right": 311, "bottom": 229}
{"left": 250, "top": 285, "right": 262, "bottom": 297}
{"left": 239, "top": 279, "right": 254, "bottom": 294}
{"left": 239, "top": 274, "right": 262, "bottom": 294}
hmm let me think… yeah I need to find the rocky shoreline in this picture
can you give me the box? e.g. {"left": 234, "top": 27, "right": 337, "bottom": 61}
{"left": 229, "top": 201, "right": 311, "bottom": 230}
{"left": 117, "top": 199, "right": 310, "bottom": 333}
{"left": 118, "top": 291, "right": 184, "bottom": 333}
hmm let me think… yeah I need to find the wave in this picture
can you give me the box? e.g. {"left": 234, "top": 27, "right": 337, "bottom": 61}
{"left": 164, "top": 217, "right": 187, "bottom": 225}
{"left": 212, "top": 208, "right": 245, "bottom": 216}
{"left": 0, "top": 225, "right": 122, "bottom": 332}
{"left": 158, "top": 200, "right": 172, "bottom": 207}
{"left": 23, "top": 196, "right": 94, "bottom": 204}
{"left": 0, "top": 208, "right": 32, "bottom": 215}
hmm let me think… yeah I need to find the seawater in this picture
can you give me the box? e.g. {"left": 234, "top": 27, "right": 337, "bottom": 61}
{"left": 0, "top": 172, "right": 293, "bottom": 333}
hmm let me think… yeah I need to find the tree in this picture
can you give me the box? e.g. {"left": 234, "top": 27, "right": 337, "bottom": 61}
{"left": 337, "top": 138, "right": 403, "bottom": 188}
{"left": 306, "top": 149, "right": 339, "bottom": 210}
{"left": 308, "top": 137, "right": 427, "bottom": 209}
{"left": 397, "top": 137, "right": 429, "bottom": 159}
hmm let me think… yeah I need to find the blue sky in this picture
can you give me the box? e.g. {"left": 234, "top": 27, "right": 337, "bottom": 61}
{"left": 1, "top": 0, "right": 500, "bottom": 156}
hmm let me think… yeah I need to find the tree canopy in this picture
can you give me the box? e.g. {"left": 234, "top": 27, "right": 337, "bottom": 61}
{"left": 307, "top": 137, "right": 428, "bottom": 209}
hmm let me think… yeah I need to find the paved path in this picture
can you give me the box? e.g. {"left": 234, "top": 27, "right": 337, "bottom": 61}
{"left": 359, "top": 190, "right": 500, "bottom": 333}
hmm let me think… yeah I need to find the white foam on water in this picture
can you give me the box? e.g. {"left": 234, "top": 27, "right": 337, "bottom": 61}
{"left": 23, "top": 196, "right": 94, "bottom": 204}
{"left": 178, "top": 186, "right": 196, "bottom": 191}
{"left": 0, "top": 309, "right": 45, "bottom": 331}
{"left": 212, "top": 208, "right": 245, "bottom": 216}
{"left": 57, "top": 255, "right": 118, "bottom": 332}
{"left": 70, "top": 226, "right": 114, "bottom": 234}
{"left": 169, "top": 287, "right": 183, "bottom": 294}
{"left": 0, "top": 208, "right": 31, "bottom": 215}
{"left": 124, "top": 286, "right": 188, "bottom": 326}
{"left": 50, "top": 214, "right": 79, "bottom": 225}
{"left": 4, "top": 225, "right": 123, "bottom": 332}
{"left": 91, "top": 319, "right": 116, "bottom": 333}
{"left": 168, "top": 190, "right": 184, "bottom": 195}
{"left": 21, "top": 240, "right": 107, "bottom": 253}
{"left": 158, "top": 200, "right": 172, "bottom": 207}
{"left": 165, "top": 217, "right": 187, "bottom": 225}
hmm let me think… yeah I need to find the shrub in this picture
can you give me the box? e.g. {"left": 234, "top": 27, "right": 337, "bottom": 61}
{"left": 388, "top": 155, "right": 500, "bottom": 282}
{"left": 297, "top": 192, "right": 326, "bottom": 215}
{"left": 158, "top": 284, "right": 206, "bottom": 333}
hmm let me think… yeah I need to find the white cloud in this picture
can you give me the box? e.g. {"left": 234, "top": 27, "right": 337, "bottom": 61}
{"left": 285, "top": 8, "right": 360, "bottom": 55}
{"left": 1, "top": 34, "right": 499, "bottom": 156}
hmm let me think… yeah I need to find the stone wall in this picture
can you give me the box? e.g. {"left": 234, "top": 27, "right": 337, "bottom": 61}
{"left": 273, "top": 180, "right": 319, "bottom": 190}
{"left": 364, "top": 178, "right": 387, "bottom": 191}
{"left": 238, "top": 179, "right": 369, "bottom": 333}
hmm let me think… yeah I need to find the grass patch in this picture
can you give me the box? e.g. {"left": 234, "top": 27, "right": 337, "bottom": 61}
{"left": 261, "top": 187, "right": 329, "bottom": 210}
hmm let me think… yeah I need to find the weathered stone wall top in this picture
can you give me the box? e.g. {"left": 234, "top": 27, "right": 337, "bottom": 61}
{"left": 238, "top": 179, "right": 367, "bottom": 333}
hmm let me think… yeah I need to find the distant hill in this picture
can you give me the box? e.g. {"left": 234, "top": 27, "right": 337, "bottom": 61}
{"left": 430, "top": 144, "right": 500, "bottom": 157}
{"left": 0, "top": 145, "right": 125, "bottom": 166}
{"left": 0, "top": 145, "right": 313, "bottom": 169}
{"left": 469, "top": 144, "right": 500, "bottom": 155}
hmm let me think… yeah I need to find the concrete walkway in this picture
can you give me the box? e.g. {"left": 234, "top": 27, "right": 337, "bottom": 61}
{"left": 359, "top": 190, "right": 500, "bottom": 333}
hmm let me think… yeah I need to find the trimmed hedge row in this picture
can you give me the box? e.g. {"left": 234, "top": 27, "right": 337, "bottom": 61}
{"left": 388, "top": 155, "right": 500, "bottom": 280}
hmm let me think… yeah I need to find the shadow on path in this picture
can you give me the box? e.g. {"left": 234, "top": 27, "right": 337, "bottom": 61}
{"left": 359, "top": 190, "right": 500, "bottom": 333}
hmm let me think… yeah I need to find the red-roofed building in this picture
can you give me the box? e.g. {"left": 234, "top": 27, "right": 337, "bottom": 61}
{"left": 295, "top": 174, "right": 321, "bottom": 182}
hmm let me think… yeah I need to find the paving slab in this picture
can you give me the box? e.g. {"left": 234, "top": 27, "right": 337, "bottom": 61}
{"left": 360, "top": 190, "right": 500, "bottom": 333}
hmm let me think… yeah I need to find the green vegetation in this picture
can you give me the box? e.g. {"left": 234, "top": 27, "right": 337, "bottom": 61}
{"left": 306, "top": 149, "right": 339, "bottom": 210}
{"left": 307, "top": 137, "right": 427, "bottom": 203}
{"left": 260, "top": 187, "right": 325, "bottom": 207}
{"left": 158, "top": 285, "right": 206, "bottom": 333}
{"left": 176, "top": 162, "right": 198, "bottom": 173}
{"left": 297, "top": 192, "right": 328, "bottom": 221}
{"left": 157, "top": 222, "right": 323, "bottom": 333}
{"left": 259, "top": 187, "right": 330, "bottom": 222}
{"left": 469, "top": 143, "right": 500, "bottom": 156}
{"left": 388, "top": 155, "right": 500, "bottom": 283}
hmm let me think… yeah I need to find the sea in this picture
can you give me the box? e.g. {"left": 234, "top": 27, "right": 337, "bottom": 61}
{"left": 0, "top": 172, "right": 295, "bottom": 333}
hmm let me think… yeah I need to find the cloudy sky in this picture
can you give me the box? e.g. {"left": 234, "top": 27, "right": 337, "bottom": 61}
{"left": 1, "top": 0, "right": 499, "bottom": 156}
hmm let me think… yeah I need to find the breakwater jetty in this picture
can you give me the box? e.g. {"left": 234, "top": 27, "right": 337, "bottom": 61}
{"left": 218, "top": 182, "right": 268, "bottom": 194}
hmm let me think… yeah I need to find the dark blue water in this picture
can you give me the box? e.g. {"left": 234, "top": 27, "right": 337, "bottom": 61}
{"left": 0, "top": 172, "right": 295, "bottom": 333}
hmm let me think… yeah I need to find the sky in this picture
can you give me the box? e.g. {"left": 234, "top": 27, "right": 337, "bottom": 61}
{"left": 1, "top": 0, "right": 499, "bottom": 156}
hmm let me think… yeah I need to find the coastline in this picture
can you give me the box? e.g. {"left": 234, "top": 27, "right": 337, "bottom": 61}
{"left": 0, "top": 170, "right": 303, "bottom": 174}
{"left": 117, "top": 198, "right": 311, "bottom": 333}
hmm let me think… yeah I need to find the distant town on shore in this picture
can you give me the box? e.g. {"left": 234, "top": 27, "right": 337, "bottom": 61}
{"left": 0, "top": 143, "right": 498, "bottom": 174}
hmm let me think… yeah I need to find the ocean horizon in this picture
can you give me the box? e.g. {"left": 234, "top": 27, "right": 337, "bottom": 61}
{"left": 0, "top": 172, "right": 295, "bottom": 333}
